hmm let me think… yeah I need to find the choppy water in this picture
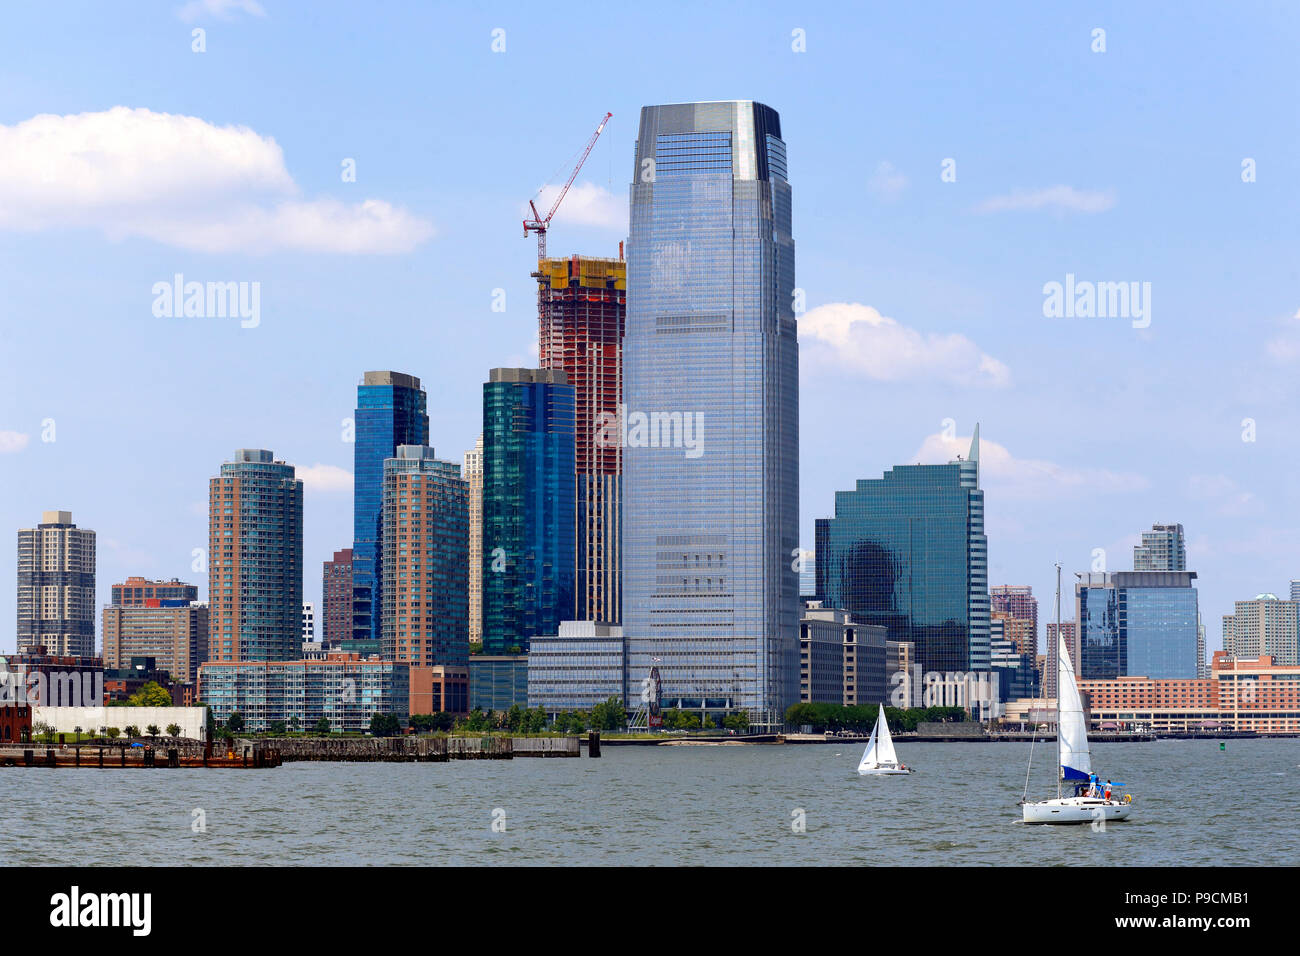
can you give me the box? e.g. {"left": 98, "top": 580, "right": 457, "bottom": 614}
{"left": 2, "top": 739, "right": 1296, "bottom": 865}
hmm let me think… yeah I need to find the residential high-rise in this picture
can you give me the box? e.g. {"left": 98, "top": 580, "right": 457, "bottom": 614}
{"left": 381, "top": 445, "right": 469, "bottom": 666}
{"left": 536, "top": 253, "right": 626, "bottom": 624}
{"left": 1075, "top": 571, "right": 1199, "bottom": 681}
{"left": 301, "top": 602, "right": 315, "bottom": 641}
{"left": 321, "top": 548, "right": 353, "bottom": 648}
{"left": 815, "top": 430, "right": 989, "bottom": 677}
{"left": 16, "top": 510, "right": 96, "bottom": 657}
{"left": 990, "top": 585, "right": 1038, "bottom": 655}
{"left": 481, "top": 368, "right": 576, "bottom": 653}
{"left": 208, "top": 449, "right": 303, "bottom": 663}
{"left": 1133, "top": 523, "right": 1186, "bottom": 571}
{"left": 1290, "top": 580, "right": 1300, "bottom": 604}
{"left": 111, "top": 576, "right": 197, "bottom": 607}
{"left": 352, "top": 371, "right": 429, "bottom": 653}
{"left": 1223, "top": 594, "right": 1299, "bottom": 665}
{"left": 623, "top": 101, "right": 799, "bottom": 730}
{"left": 463, "top": 436, "right": 484, "bottom": 646}
{"left": 103, "top": 600, "right": 208, "bottom": 684}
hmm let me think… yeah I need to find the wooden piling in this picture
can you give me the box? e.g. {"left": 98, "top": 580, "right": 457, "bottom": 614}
{"left": 588, "top": 731, "right": 601, "bottom": 758}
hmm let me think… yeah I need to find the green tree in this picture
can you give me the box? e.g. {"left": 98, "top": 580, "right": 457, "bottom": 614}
{"left": 226, "top": 711, "right": 246, "bottom": 733}
{"left": 369, "top": 713, "right": 402, "bottom": 736}
{"left": 146, "top": 723, "right": 160, "bottom": 738}
{"left": 722, "top": 712, "right": 750, "bottom": 733}
{"left": 126, "top": 681, "right": 173, "bottom": 707}
{"left": 313, "top": 717, "right": 332, "bottom": 735}
{"left": 124, "top": 724, "right": 140, "bottom": 738}
{"left": 105, "top": 727, "right": 121, "bottom": 740}
{"left": 289, "top": 716, "right": 300, "bottom": 733}
{"left": 590, "top": 696, "right": 627, "bottom": 731}
{"left": 268, "top": 720, "right": 287, "bottom": 735}
{"left": 166, "top": 723, "right": 181, "bottom": 739}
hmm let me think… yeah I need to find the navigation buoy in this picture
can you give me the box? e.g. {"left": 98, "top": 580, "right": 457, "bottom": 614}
{"left": 1220, "top": 741, "right": 1226, "bottom": 751}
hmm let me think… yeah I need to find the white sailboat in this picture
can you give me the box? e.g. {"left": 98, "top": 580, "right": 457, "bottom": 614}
{"left": 857, "top": 705, "right": 913, "bottom": 775}
{"left": 1021, "top": 565, "right": 1133, "bottom": 824}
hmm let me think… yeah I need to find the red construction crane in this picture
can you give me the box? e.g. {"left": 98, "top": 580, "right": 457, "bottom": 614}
{"left": 524, "top": 111, "right": 612, "bottom": 260}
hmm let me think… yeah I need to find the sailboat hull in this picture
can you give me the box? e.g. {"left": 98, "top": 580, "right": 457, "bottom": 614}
{"left": 1022, "top": 797, "right": 1132, "bottom": 824}
{"left": 858, "top": 766, "right": 913, "bottom": 776}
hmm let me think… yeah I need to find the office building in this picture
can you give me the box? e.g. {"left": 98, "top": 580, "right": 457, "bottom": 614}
{"left": 468, "top": 655, "right": 529, "bottom": 713}
{"left": 103, "top": 600, "right": 208, "bottom": 684}
{"left": 381, "top": 445, "right": 469, "bottom": 667}
{"left": 208, "top": 449, "right": 303, "bottom": 663}
{"left": 463, "top": 436, "right": 484, "bottom": 646}
{"left": 353, "top": 371, "right": 429, "bottom": 653}
{"left": 481, "top": 368, "right": 576, "bottom": 653}
{"left": 199, "top": 654, "right": 409, "bottom": 733}
{"left": 1132, "top": 523, "right": 1186, "bottom": 571}
{"left": 409, "top": 665, "right": 469, "bottom": 716}
{"left": 321, "top": 548, "right": 353, "bottom": 648}
{"left": 537, "top": 253, "right": 626, "bottom": 624}
{"left": 815, "top": 430, "right": 989, "bottom": 676}
{"left": 798, "top": 602, "right": 888, "bottom": 707}
{"left": 527, "top": 621, "right": 625, "bottom": 715}
{"left": 623, "top": 101, "right": 800, "bottom": 730}
{"left": 16, "top": 511, "right": 96, "bottom": 657}
{"left": 1223, "top": 594, "right": 1299, "bottom": 665}
{"left": 1075, "top": 571, "right": 1199, "bottom": 681}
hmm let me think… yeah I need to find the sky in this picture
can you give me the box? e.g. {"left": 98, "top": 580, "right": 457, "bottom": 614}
{"left": 2, "top": 1, "right": 1299, "bottom": 656}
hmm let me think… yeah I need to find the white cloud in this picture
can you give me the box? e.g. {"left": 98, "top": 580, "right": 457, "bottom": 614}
{"left": 177, "top": 0, "right": 266, "bottom": 21}
{"left": 529, "top": 182, "right": 625, "bottom": 232}
{"left": 0, "top": 107, "right": 433, "bottom": 254}
{"left": 1188, "top": 474, "right": 1256, "bottom": 516}
{"left": 913, "top": 431, "right": 1149, "bottom": 499}
{"left": 1264, "top": 308, "right": 1300, "bottom": 362}
{"left": 297, "top": 464, "right": 353, "bottom": 493}
{"left": 0, "top": 431, "right": 30, "bottom": 453}
{"left": 868, "top": 161, "right": 908, "bottom": 201}
{"left": 800, "top": 302, "right": 1010, "bottom": 387}
{"left": 973, "top": 186, "right": 1116, "bottom": 215}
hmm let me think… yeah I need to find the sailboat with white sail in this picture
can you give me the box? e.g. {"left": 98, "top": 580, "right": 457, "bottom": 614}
{"left": 1021, "top": 565, "right": 1133, "bottom": 824}
{"left": 857, "top": 705, "right": 913, "bottom": 775}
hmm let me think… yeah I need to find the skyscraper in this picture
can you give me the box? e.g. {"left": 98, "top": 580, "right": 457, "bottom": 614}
{"left": 1045, "top": 620, "right": 1079, "bottom": 699}
{"left": 481, "top": 368, "right": 576, "bottom": 653}
{"left": 815, "top": 431, "right": 989, "bottom": 677}
{"left": 381, "top": 445, "right": 469, "bottom": 666}
{"left": 990, "top": 585, "right": 1038, "bottom": 655}
{"left": 352, "top": 371, "right": 429, "bottom": 653}
{"left": 1223, "top": 594, "right": 1299, "bottom": 665}
{"left": 463, "top": 436, "right": 483, "bottom": 646}
{"left": 16, "top": 510, "right": 96, "bottom": 657}
{"left": 1133, "top": 523, "right": 1186, "bottom": 571}
{"left": 321, "top": 548, "right": 353, "bottom": 648}
{"left": 1075, "top": 571, "right": 1200, "bottom": 680}
{"left": 208, "top": 449, "right": 303, "bottom": 663}
{"left": 536, "top": 253, "right": 626, "bottom": 624}
{"left": 623, "top": 101, "right": 799, "bottom": 730}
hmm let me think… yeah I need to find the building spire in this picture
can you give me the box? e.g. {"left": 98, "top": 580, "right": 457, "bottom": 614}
{"left": 968, "top": 422, "right": 980, "bottom": 465}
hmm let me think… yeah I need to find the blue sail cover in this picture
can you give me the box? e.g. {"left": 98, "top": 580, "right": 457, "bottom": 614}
{"left": 1061, "top": 764, "right": 1090, "bottom": 781}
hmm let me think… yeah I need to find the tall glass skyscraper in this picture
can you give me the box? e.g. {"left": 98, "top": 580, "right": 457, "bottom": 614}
{"left": 815, "top": 431, "right": 989, "bottom": 676}
{"left": 481, "top": 368, "right": 576, "bottom": 654}
{"left": 623, "top": 101, "right": 799, "bottom": 729}
{"left": 352, "top": 371, "right": 428, "bottom": 653}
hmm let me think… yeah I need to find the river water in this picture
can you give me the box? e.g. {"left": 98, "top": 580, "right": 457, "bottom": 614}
{"left": 3, "top": 739, "right": 1295, "bottom": 865}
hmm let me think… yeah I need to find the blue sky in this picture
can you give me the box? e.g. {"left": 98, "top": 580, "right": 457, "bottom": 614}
{"left": 2, "top": 1, "right": 1298, "bottom": 655}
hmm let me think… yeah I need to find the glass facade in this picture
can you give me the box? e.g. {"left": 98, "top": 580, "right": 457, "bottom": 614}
{"left": 814, "top": 434, "right": 988, "bottom": 676}
{"left": 526, "top": 623, "right": 625, "bottom": 714}
{"left": 468, "top": 655, "right": 530, "bottom": 712}
{"left": 1078, "top": 578, "right": 1122, "bottom": 680}
{"left": 623, "top": 101, "right": 799, "bottom": 730}
{"left": 481, "top": 369, "right": 576, "bottom": 653}
{"left": 352, "top": 372, "right": 429, "bottom": 653}
{"left": 1076, "top": 571, "right": 1199, "bottom": 680}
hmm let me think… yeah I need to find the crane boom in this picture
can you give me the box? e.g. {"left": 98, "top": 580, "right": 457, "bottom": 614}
{"left": 524, "top": 111, "right": 612, "bottom": 259}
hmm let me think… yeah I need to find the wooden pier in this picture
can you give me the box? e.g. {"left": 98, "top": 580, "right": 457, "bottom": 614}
{"left": 0, "top": 742, "right": 281, "bottom": 769}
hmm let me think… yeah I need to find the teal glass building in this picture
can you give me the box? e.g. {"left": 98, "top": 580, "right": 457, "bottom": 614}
{"left": 622, "top": 101, "right": 800, "bottom": 730}
{"left": 1076, "top": 571, "right": 1199, "bottom": 680}
{"left": 480, "top": 369, "right": 576, "bottom": 654}
{"left": 352, "top": 371, "right": 428, "bottom": 654}
{"left": 815, "top": 430, "right": 989, "bottom": 675}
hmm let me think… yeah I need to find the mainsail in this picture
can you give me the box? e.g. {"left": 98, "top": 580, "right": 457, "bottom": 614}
{"left": 1056, "top": 634, "right": 1091, "bottom": 780}
{"left": 859, "top": 706, "right": 898, "bottom": 770}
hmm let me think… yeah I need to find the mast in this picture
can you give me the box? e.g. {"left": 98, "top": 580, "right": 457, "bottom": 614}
{"left": 1055, "top": 562, "right": 1062, "bottom": 800}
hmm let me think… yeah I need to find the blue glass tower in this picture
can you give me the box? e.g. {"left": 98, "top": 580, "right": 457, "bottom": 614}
{"left": 481, "top": 368, "right": 576, "bottom": 654}
{"left": 623, "top": 101, "right": 800, "bottom": 730}
{"left": 815, "top": 430, "right": 990, "bottom": 676}
{"left": 352, "top": 371, "right": 428, "bottom": 654}
{"left": 1076, "top": 571, "right": 1199, "bottom": 680}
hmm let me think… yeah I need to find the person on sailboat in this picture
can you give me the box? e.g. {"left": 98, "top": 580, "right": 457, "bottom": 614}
{"left": 1104, "top": 781, "right": 1112, "bottom": 801}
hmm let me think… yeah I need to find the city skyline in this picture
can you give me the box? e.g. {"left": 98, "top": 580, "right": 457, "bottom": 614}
{"left": 4, "top": 4, "right": 1300, "bottom": 658}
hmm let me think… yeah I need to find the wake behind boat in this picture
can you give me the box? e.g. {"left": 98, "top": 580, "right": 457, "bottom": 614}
{"left": 1021, "top": 565, "right": 1133, "bottom": 824}
{"left": 858, "top": 705, "right": 914, "bottom": 775}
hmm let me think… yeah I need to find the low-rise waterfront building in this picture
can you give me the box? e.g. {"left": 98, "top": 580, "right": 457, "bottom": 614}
{"left": 410, "top": 664, "right": 469, "bottom": 716}
{"left": 468, "top": 655, "right": 528, "bottom": 713}
{"left": 799, "top": 602, "right": 888, "bottom": 706}
{"left": 527, "top": 621, "right": 624, "bottom": 715}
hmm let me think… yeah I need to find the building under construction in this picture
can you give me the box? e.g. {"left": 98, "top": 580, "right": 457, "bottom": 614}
{"left": 536, "top": 251, "right": 626, "bottom": 624}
